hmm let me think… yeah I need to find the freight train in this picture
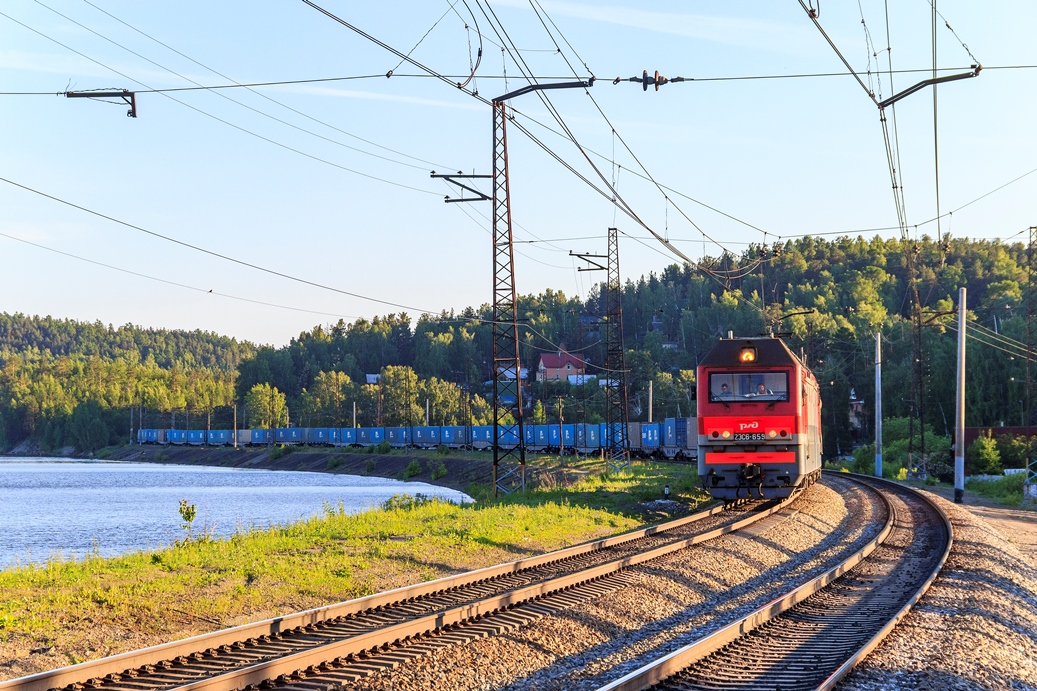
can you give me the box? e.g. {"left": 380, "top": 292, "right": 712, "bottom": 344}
{"left": 697, "top": 334, "right": 822, "bottom": 501}
{"left": 135, "top": 418, "right": 698, "bottom": 459}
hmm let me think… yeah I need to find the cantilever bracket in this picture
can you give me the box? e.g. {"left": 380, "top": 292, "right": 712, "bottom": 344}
{"left": 65, "top": 89, "right": 137, "bottom": 117}
{"left": 877, "top": 66, "right": 982, "bottom": 109}
{"left": 569, "top": 250, "right": 607, "bottom": 272}
{"left": 430, "top": 171, "right": 491, "bottom": 203}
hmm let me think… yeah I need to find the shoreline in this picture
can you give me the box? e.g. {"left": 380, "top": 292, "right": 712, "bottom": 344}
{"left": 4, "top": 444, "right": 496, "bottom": 495}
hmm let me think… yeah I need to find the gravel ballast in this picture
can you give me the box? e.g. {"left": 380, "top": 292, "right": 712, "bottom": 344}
{"left": 838, "top": 491, "right": 1037, "bottom": 691}
{"left": 347, "top": 477, "right": 885, "bottom": 691}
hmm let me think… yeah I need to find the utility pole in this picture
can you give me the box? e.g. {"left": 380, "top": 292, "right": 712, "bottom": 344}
{"left": 429, "top": 77, "right": 591, "bottom": 495}
{"left": 557, "top": 397, "right": 564, "bottom": 458}
{"left": 875, "top": 333, "right": 882, "bottom": 478}
{"left": 570, "top": 226, "right": 629, "bottom": 471}
{"left": 648, "top": 380, "right": 654, "bottom": 424}
{"left": 954, "top": 287, "right": 966, "bottom": 503}
{"left": 233, "top": 403, "right": 238, "bottom": 449}
{"left": 1027, "top": 227, "right": 1037, "bottom": 505}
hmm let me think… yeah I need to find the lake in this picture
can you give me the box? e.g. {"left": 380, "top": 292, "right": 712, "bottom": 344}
{"left": 0, "top": 458, "right": 470, "bottom": 569}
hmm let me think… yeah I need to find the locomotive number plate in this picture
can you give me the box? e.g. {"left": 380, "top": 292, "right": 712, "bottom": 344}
{"left": 733, "top": 433, "right": 767, "bottom": 441}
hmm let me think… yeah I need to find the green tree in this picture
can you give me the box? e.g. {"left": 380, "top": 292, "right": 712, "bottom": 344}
{"left": 244, "top": 383, "right": 287, "bottom": 429}
{"left": 967, "top": 433, "right": 1002, "bottom": 475}
{"left": 532, "top": 399, "right": 546, "bottom": 425}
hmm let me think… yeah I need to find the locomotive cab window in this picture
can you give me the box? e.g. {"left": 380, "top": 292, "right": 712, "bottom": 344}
{"left": 709, "top": 372, "right": 789, "bottom": 401}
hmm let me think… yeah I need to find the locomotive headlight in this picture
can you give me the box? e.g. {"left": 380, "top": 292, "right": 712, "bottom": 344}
{"left": 738, "top": 347, "right": 757, "bottom": 363}
{"left": 721, "top": 430, "right": 731, "bottom": 439}
{"left": 767, "top": 430, "right": 778, "bottom": 438}
{"left": 780, "top": 430, "right": 788, "bottom": 437}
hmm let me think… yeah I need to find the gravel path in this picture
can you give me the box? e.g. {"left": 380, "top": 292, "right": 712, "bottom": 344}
{"left": 346, "top": 476, "right": 883, "bottom": 691}
{"left": 838, "top": 491, "right": 1037, "bottom": 691}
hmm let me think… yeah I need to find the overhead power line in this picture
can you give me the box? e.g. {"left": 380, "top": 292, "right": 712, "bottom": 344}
{"left": 3, "top": 65, "right": 1032, "bottom": 97}
{"left": 0, "top": 175, "right": 436, "bottom": 314}
{"left": 0, "top": 8, "right": 441, "bottom": 195}
{"left": 0, "top": 231, "right": 359, "bottom": 320}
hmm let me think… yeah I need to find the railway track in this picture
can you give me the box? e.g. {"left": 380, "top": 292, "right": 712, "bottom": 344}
{"left": 592, "top": 472, "right": 952, "bottom": 691}
{"left": 1, "top": 495, "right": 798, "bottom": 691}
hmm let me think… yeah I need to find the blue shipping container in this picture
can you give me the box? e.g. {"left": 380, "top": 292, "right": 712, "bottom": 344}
{"left": 304, "top": 428, "right": 330, "bottom": 445}
{"left": 339, "top": 428, "right": 357, "bottom": 445}
{"left": 251, "top": 429, "right": 272, "bottom": 444}
{"left": 207, "top": 430, "right": 232, "bottom": 445}
{"left": 641, "top": 423, "right": 661, "bottom": 448}
{"left": 675, "top": 418, "right": 688, "bottom": 448}
{"left": 275, "top": 428, "right": 303, "bottom": 443}
{"left": 386, "top": 427, "right": 411, "bottom": 447}
{"left": 168, "top": 429, "right": 187, "bottom": 445}
{"left": 357, "top": 428, "right": 385, "bottom": 446}
{"left": 663, "top": 418, "right": 677, "bottom": 447}
{"left": 441, "top": 426, "right": 466, "bottom": 447}
{"left": 413, "top": 426, "right": 440, "bottom": 447}
{"left": 471, "top": 426, "right": 493, "bottom": 448}
{"left": 329, "top": 428, "right": 340, "bottom": 445}
{"left": 187, "top": 430, "right": 205, "bottom": 446}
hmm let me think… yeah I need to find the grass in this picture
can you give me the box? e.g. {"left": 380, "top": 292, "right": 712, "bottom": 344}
{"left": 0, "top": 458, "right": 704, "bottom": 677}
{"left": 965, "top": 472, "right": 1027, "bottom": 506}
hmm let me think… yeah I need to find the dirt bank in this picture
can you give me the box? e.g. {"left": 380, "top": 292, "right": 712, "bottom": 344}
{"left": 106, "top": 445, "right": 492, "bottom": 494}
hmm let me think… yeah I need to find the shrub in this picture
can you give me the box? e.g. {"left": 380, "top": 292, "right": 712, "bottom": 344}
{"left": 994, "top": 434, "right": 1032, "bottom": 469}
{"left": 365, "top": 458, "right": 376, "bottom": 473}
{"left": 967, "top": 434, "right": 1002, "bottom": 475}
{"left": 269, "top": 444, "right": 293, "bottom": 460}
{"left": 381, "top": 493, "right": 435, "bottom": 511}
{"left": 376, "top": 440, "right": 391, "bottom": 454}
{"left": 326, "top": 457, "right": 343, "bottom": 470}
{"left": 404, "top": 460, "right": 422, "bottom": 478}
{"left": 966, "top": 472, "right": 1025, "bottom": 506}
{"left": 435, "top": 445, "right": 450, "bottom": 456}
{"left": 431, "top": 461, "right": 448, "bottom": 480}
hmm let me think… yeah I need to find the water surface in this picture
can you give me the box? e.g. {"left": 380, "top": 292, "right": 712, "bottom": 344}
{"left": 0, "top": 458, "right": 469, "bottom": 569}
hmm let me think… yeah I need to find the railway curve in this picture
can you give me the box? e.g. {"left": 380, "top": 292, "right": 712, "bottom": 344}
{"left": 593, "top": 472, "right": 952, "bottom": 691}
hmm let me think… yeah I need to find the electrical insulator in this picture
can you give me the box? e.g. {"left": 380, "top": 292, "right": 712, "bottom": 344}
{"left": 772, "top": 243, "right": 781, "bottom": 257}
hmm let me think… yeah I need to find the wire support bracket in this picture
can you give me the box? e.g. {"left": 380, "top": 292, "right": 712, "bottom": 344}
{"left": 877, "top": 66, "right": 982, "bottom": 109}
{"left": 65, "top": 89, "right": 137, "bottom": 117}
{"left": 430, "top": 171, "right": 491, "bottom": 203}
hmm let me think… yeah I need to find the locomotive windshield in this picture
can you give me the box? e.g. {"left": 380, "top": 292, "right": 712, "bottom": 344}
{"left": 709, "top": 372, "right": 789, "bottom": 401}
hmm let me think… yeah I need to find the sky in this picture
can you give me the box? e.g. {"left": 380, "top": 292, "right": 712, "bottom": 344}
{"left": 1, "top": 0, "right": 1035, "bottom": 347}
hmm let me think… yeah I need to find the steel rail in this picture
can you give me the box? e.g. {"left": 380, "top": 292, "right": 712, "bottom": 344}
{"left": 593, "top": 473, "right": 951, "bottom": 691}
{"left": 815, "top": 475, "right": 953, "bottom": 690}
{"left": 114, "top": 497, "right": 796, "bottom": 691}
{"left": 2, "top": 497, "right": 791, "bottom": 691}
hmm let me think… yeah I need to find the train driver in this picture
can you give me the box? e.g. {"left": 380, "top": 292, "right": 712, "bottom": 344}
{"left": 755, "top": 382, "right": 772, "bottom": 396}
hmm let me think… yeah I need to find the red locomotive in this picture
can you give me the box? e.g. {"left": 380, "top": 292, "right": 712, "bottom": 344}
{"left": 696, "top": 335, "right": 822, "bottom": 500}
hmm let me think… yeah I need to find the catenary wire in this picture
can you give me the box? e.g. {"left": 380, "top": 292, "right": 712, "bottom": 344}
{"left": 0, "top": 175, "right": 439, "bottom": 314}
{"left": 44, "top": 0, "right": 446, "bottom": 174}
{"left": 3, "top": 64, "right": 1033, "bottom": 97}
{"left": 0, "top": 231, "right": 360, "bottom": 320}
{"left": 0, "top": 9, "right": 441, "bottom": 196}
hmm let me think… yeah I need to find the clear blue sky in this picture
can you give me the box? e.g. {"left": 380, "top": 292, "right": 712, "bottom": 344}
{"left": 2, "top": 1, "right": 1034, "bottom": 346}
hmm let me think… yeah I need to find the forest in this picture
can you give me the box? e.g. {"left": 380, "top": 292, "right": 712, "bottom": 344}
{"left": 0, "top": 233, "right": 1031, "bottom": 478}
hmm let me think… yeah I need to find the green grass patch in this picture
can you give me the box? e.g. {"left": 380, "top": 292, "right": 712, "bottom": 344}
{"left": 965, "top": 472, "right": 1026, "bottom": 506}
{"left": 0, "top": 456, "right": 707, "bottom": 673}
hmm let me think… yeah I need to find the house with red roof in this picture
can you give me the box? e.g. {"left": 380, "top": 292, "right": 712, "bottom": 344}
{"left": 536, "top": 349, "right": 586, "bottom": 382}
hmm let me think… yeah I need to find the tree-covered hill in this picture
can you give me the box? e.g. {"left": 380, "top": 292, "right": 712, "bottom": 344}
{"left": 0, "top": 315, "right": 253, "bottom": 452}
{"left": 1, "top": 234, "right": 1031, "bottom": 467}
{"left": 0, "top": 314, "right": 254, "bottom": 371}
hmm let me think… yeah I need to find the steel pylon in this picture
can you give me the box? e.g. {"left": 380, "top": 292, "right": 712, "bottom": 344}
{"left": 603, "top": 226, "right": 630, "bottom": 472}
{"left": 491, "top": 101, "right": 526, "bottom": 496}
